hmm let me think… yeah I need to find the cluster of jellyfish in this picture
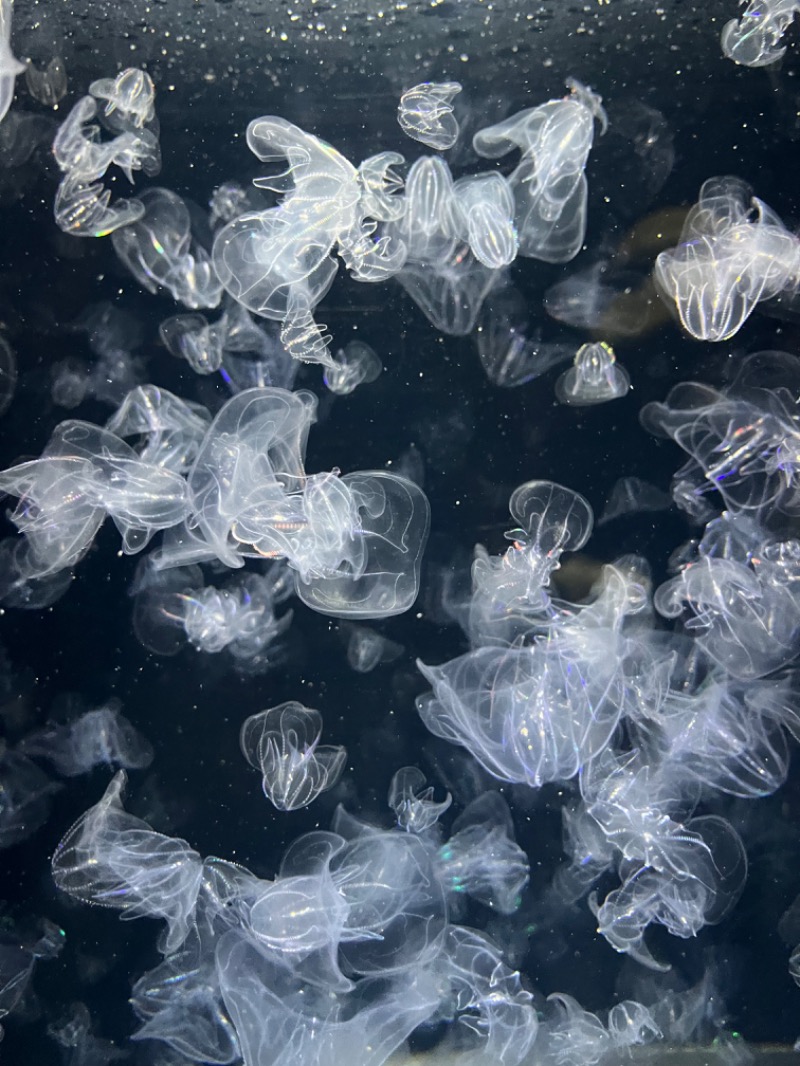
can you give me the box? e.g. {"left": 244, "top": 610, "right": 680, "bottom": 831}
{"left": 3, "top": 0, "right": 800, "bottom": 1060}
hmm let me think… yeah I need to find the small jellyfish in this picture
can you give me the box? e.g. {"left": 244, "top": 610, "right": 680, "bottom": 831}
{"left": 476, "top": 290, "right": 572, "bottom": 388}
{"left": 209, "top": 180, "right": 249, "bottom": 227}
{"left": 397, "top": 81, "right": 462, "bottom": 151}
{"left": 112, "top": 189, "right": 222, "bottom": 308}
{"left": 240, "top": 701, "right": 346, "bottom": 812}
{"left": 450, "top": 173, "right": 518, "bottom": 268}
{"left": 324, "top": 340, "right": 382, "bottom": 396}
{"left": 160, "top": 312, "right": 227, "bottom": 375}
{"left": 18, "top": 701, "right": 154, "bottom": 777}
{"left": 88, "top": 68, "right": 156, "bottom": 130}
{"left": 721, "top": 0, "right": 800, "bottom": 67}
{"left": 0, "top": 743, "right": 62, "bottom": 847}
{"left": 555, "top": 341, "right": 630, "bottom": 407}
{"left": 654, "top": 177, "right": 798, "bottom": 342}
{"left": 342, "top": 622, "right": 403, "bottom": 673}
{"left": 473, "top": 78, "right": 606, "bottom": 264}
{"left": 48, "top": 1003, "right": 124, "bottom": 1066}
{"left": 52, "top": 90, "right": 160, "bottom": 238}
{"left": 0, "top": 915, "right": 64, "bottom": 1039}
{"left": 598, "top": 477, "right": 672, "bottom": 526}
{"left": 25, "top": 56, "right": 68, "bottom": 107}
{"left": 388, "top": 766, "right": 451, "bottom": 834}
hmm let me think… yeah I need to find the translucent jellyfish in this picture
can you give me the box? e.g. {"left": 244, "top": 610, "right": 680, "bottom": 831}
{"left": 0, "top": 917, "right": 64, "bottom": 1039}
{"left": 52, "top": 352, "right": 146, "bottom": 411}
{"left": 160, "top": 312, "right": 228, "bottom": 374}
{"left": 151, "top": 387, "right": 429, "bottom": 619}
{"left": 52, "top": 771, "right": 203, "bottom": 954}
{"left": 449, "top": 172, "right": 519, "bottom": 268}
{"left": 581, "top": 745, "right": 749, "bottom": 968}
{"left": 279, "top": 287, "right": 335, "bottom": 368}
{"left": 24, "top": 56, "right": 68, "bottom": 107}
{"left": 240, "top": 702, "right": 346, "bottom": 811}
{"left": 0, "top": 110, "right": 54, "bottom": 186}
{"left": 340, "top": 219, "right": 409, "bottom": 285}
{"left": 294, "top": 469, "right": 431, "bottom": 619}
{"left": 89, "top": 68, "right": 157, "bottom": 130}
{"left": 589, "top": 829, "right": 745, "bottom": 971}
{"left": 76, "top": 299, "right": 145, "bottom": 355}
{"left": 391, "top": 154, "right": 456, "bottom": 261}
{"left": 50, "top": 359, "right": 90, "bottom": 409}
{"left": 469, "top": 479, "right": 595, "bottom": 641}
{"left": 267, "top": 828, "right": 418, "bottom": 988}
{"left": 53, "top": 95, "right": 153, "bottom": 236}
{"left": 654, "top": 176, "right": 800, "bottom": 342}
{"left": 112, "top": 187, "right": 223, "bottom": 309}
{"left": 0, "top": 743, "right": 61, "bottom": 848}
{"left": 17, "top": 701, "right": 154, "bottom": 777}
{"left": 49, "top": 1003, "right": 128, "bottom": 1066}
{"left": 654, "top": 514, "right": 800, "bottom": 680}
{"left": 473, "top": 78, "right": 607, "bottom": 263}
{"left": 238, "top": 834, "right": 387, "bottom": 992}
{"left": 437, "top": 793, "right": 529, "bottom": 915}
{"left": 329, "top": 820, "right": 449, "bottom": 976}
{"left": 721, "top": 0, "right": 800, "bottom": 67}
{"left": 544, "top": 259, "right": 655, "bottom": 338}
{"left": 342, "top": 622, "right": 403, "bottom": 673}
{"left": 182, "top": 574, "right": 288, "bottom": 662}
{"left": 538, "top": 993, "right": 658, "bottom": 1065}
{"left": 210, "top": 115, "right": 362, "bottom": 333}
{"left": 598, "top": 477, "right": 672, "bottom": 525}
{"left": 396, "top": 240, "right": 499, "bottom": 335}
{"left": 52, "top": 72, "right": 161, "bottom": 237}
{"left": 477, "top": 326, "right": 570, "bottom": 388}
{"left": 105, "top": 384, "right": 211, "bottom": 475}
{"left": 324, "top": 340, "right": 382, "bottom": 395}
{"left": 553, "top": 801, "right": 616, "bottom": 905}
{"left": 0, "top": 539, "right": 74, "bottom": 609}
{"left": 152, "top": 386, "right": 316, "bottom": 571}
{"left": 52, "top": 304, "right": 147, "bottom": 408}
{"left": 655, "top": 674, "right": 797, "bottom": 799}
{"left": 357, "top": 151, "right": 406, "bottom": 222}
{"left": 420, "top": 635, "right": 601, "bottom": 788}
{"left": 433, "top": 926, "right": 538, "bottom": 1066}
{"left": 476, "top": 285, "right": 572, "bottom": 387}
{"left": 397, "top": 81, "right": 462, "bottom": 150}
{"left": 217, "top": 930, "right": 439, "bottom": 1066}
{"left": 0, "top": 0, "right": 25, "bottom": 125}
{"left": 218, "top": 304, "right": 300, "bottom": 393}
{"left": 555, "top": 341, "right": 630, "bottom": 406}
{"left": 417, "top": 624, "right": 624, "bottom": 790}
{"left": 246, "top": 858, "right": 350, "bottom": 968}
{"left": 419, "top": 558, "right": 650, "bottom": 791}
{"left": 133, "top": 562, "right": 293, "bottom": 673}
{"left": 0, "top": 418, "right": 191, "bottom": 581}
{"left": 208, "top": 184, "right": 247, "bottom": 233}
{"left": 582, "top": 749, "right": 725, "bottom": 884}
{"left": 388, "top": 766, "right": 452, "bottom": 833}
{"left": 640, "top": 368, "right": 800, "bottom": 519}
{"left": 130, "top": 930, "right": 240, "bottom": 1064}
{"left": 381, "top": 154, "right": 501, "bottom": 335}
{"left": 544, "top": 260, "right": 621, "bottom": 330}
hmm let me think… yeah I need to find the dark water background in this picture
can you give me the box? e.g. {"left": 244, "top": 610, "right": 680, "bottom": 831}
{"left": 3, "top": 1, "right": 800, "bottom": 1061}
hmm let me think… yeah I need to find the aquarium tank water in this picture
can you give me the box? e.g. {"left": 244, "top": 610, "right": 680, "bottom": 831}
{"left": 1, "top": 0, "right": 800, "bottom": 1063}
